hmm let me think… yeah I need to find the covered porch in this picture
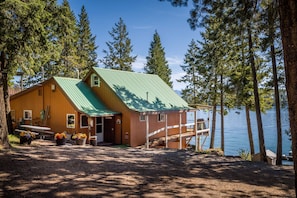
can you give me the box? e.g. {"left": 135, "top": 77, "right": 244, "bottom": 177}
{"left": 145, "top": 104, "right": 212, "bottom": 151}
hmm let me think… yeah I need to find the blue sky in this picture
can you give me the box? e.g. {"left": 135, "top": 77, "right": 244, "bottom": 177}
{"left": 66, "top": 0, "right": 201, "bottom": 90}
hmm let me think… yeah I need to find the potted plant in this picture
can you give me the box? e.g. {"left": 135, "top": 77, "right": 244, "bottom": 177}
{"left": 71, "top": 133, "right": 87, "bottom": 145}
{"left": 55, "top": 132, "right": 66, "bottom": 146}
{"left": 19, "top": 131, "right": 35, "bottom": 145}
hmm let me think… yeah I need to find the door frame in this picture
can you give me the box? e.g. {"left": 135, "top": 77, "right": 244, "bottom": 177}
{"left": 95, "top": 117, "right": 104, "bottom": 142}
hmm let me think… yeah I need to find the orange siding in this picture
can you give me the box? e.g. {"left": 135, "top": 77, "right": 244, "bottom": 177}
{"left": 86, "top": 74, "right": 131, "bottom": 145}
{"left": 130, "top": 111, "right": 187, "bottom": 147}
{"left": 85, "top": 71, "right": 189, "bottom": 147}
{"left": 10, "top": 79, "right": 83, "bottom": 135}
{"left": 10, "top": 87, "right": 43, "bottom": 126}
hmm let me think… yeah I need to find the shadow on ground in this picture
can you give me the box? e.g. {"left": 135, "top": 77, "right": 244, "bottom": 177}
{"left": 0, "top": 141, "right": 295, "bottom": 197}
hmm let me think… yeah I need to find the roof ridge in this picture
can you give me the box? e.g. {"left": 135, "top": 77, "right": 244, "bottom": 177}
{"left": 93, "top": 67, "right": 159, "bottom": 77}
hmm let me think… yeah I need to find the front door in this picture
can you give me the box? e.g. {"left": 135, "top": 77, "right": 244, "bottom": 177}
{"left": 96, "top": 117, "right": 103, "bottom": 142}
{"left": 104, "top": 117, "right": 115, "bottom": 143}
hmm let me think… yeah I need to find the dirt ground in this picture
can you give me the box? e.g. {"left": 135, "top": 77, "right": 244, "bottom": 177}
{"left": 0, "top": 139, "right": 295, "bottom": 198}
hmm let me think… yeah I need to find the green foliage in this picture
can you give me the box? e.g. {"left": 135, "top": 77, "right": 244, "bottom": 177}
{"left": 101, "top": 18, "right": 137, "bottom": 71}
{"left": 8, "top": 134, "right": 20, "bottom": 146}
{"left": 238, "top": 149, "right": 252, "bottom": 161}
{"left": 55, "top": 0, "right": 79, "bottom": 78}
{"left": 0, "top": 0, "right": 50, "bottom": 78}
{"left": 77, "top": 5, "right": 98, "bottom": 78}
{"left": 144, "top": 31, "right": 172, "bottom": 87}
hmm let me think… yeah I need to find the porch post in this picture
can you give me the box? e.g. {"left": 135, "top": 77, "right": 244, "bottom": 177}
{"left": 179, "top": 112, "right": 182, "bottom": 149}
{"left": 165, "top": 114, "right": 168, "bottom": 148}
{"left": 146, "top": 114, "right": 149, "bottom": 149}
{"left": 194, "top": 110, "right": 198, "bottom": 151}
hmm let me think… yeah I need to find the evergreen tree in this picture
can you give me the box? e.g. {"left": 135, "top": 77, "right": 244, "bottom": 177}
{"left": 261, "top": 0, "right": 283, "bottom": 165}
{"left": 101, "top": 18, "right": 136, "bottom": 71}
{"left": 55, "top": 0, "right": 79, "bottom": 78}
{"left": 0, "top": 0, "right": 50, "bottom": 147}
{"left": 23, "top": 0, "right": 62, "bottom": 87}
{"left": 178, "top": 39, "right": 200, "bottom": 104}
{"left": 77, "top": 5, "right": 98, "bottom": 78}
{"left": 145, "top": 31, "right": 172, "bottom": 87}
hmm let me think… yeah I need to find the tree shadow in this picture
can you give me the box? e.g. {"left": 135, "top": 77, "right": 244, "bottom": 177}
{"left": 113, "top": 85, "right": 181, "bottom": 111}
{"left": 0, "top": 145, "right": 295, "bottom": 197}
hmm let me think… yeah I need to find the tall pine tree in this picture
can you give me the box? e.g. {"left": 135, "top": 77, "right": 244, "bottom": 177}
{"left": 56, "top": 0, "right": 79, "bottom": 78}
{"left": 77, "top": 5, "right": 98, "bottom": 78}
{"left": 101, "top": 18, "right": 136, "bottom": 71}
{"left": 145, "top": 31, "right": 172, "bottom": 87}
{"left": 178, "top": 39, "right": 200, "bottom": 104}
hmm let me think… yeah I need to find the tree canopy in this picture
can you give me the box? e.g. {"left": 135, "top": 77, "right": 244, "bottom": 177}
{"left": 145, "top": 31, "right": 172, "bottom": 87}
{"left": 101, "top": 18, "right": 136, "bottom": 71}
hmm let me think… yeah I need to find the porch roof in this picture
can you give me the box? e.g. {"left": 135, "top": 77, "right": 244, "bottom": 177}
{"left": 92, "top": 68, "right": 192, "bottom": 112}
{"left": 54, "top": 77, "right": 118, "bottom": 117}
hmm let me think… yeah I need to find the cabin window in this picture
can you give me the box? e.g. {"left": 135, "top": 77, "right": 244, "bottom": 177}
{"left": 157, "top": 113, "right": 165, "bottom": 122}
{"left": 139, "top": 114, "right": 146, "bottom": 122}
{"left": 23, "top": 110, "right": 32, "bottom": 120}
{"left": 66, "top": 114, "right": 75, "bottom": 128}
{"left": 91, "top": 74, "right": 100, "bottom": 87}
{"left": 80, "top": 114, "right": 88, "bottom": 128}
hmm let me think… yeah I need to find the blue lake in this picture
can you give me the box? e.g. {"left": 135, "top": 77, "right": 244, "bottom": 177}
{"left": 188, "top": 107, "right": 292, "bottom": 160}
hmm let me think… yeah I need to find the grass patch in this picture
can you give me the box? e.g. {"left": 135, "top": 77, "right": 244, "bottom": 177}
{"left": 112, "top": 144, "right": 129, "bottom": 149}
{"left": 8, "top": 134, "right": 20, "bottom": 146}
{"left": 238, "top": 149, "right": 252, "bottom": 161}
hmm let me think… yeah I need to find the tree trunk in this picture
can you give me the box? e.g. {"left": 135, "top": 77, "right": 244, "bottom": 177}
{"left": 210, "top": 103, "right": 217, "bottom": 149}
{"left": 0, "top": 52, "right": 10, "bottom": 148}
{"left": 245, "top": 106, "right": 255, "bottom": 156}
{"left": 248, "top": 26, "right": 267, "bottom": 162}
{"left": 220, "top": 73, "right": 224, "bottom": 152}
{"left": 271, "top": 43, "right": 282, "bottom": 165}
{"left": 278, "top": 0, "right": 297, "bottom": 193}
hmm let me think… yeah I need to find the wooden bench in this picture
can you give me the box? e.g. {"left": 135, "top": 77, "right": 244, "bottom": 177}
{"left": 15, "top": 129, "right": 39, "bottom": 136}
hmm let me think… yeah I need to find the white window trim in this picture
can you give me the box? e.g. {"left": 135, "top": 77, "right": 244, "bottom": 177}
{"left": 23, "top": 110, "right": 32, "bottom": 120}
{"left": 139, "top": 114, "right": 146, "bottom": 122}
{"left": 91, "top": 74, "right": 100, "bottom": 87}
{"left": 157, "top": 113, "right": 165, "bottom": 122}
{"left": 80, "top": 114, "right": 88, "bottom": 128}
{"left": 66, "top": 114, "right": 75, "bottom": 128}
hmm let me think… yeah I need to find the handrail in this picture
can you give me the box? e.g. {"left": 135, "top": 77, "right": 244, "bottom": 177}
{"left": 148, "top": 122, "right": 208, "bottom": 138}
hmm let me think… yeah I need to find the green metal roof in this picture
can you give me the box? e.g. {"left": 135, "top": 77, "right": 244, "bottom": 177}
{"left": 54, "top": 77, "right": 118, "bottom": 116}
{"left": 92, "top": 68, "right": 191, "bottom": 112}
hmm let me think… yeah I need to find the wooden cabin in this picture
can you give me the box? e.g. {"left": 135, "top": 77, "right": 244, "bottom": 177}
{"left": 10, "top": 68, "right": 208, "bottom": 149}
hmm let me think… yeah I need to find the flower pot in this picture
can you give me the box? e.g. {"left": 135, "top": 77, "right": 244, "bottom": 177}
{"left": 20, "top": 136, "right": 32, "bottom": 145}
{"left": 90, "top": 139, "right": 97, "bottom": 146}
{"left": 76, "top": 138, "right": 86, "bottom": 145}
{"left": 56, "top": 138, "right": 66, "bottom": 146}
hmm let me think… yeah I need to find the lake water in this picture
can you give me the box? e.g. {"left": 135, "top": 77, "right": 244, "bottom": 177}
{"left": 189, "top": 107, "right": 292, "bottom": 162}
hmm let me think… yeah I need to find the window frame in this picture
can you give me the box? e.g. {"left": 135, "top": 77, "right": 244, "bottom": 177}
{"left": 139, "top": 114, "right": 146, "bottom": 122}
{"left": 23, "top": 110, "right": 32, "bottom": 121}
{"left": 80, "top": 114, "right": 88, "bottom": 128}
{"left": 157, "top": 113, "right": 165, "bottom": 122}
{"left": 91, "top": 74, "right": 100, "bottom": 87}
{"left": 66, "top": 114, "right": 75, "bottom": 128}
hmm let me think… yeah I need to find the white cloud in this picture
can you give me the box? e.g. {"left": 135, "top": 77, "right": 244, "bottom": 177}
{"left": 132, "top": 55, "right": 146, "bottom": 72}
{"left": 167, "top": 56, "right": 186, "bottom": 91}
{"left": 172, "top": 71, "right": 187, "bottom": 91}
{"left": 167, "top": 56, "right": 184, "bottom": 66}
